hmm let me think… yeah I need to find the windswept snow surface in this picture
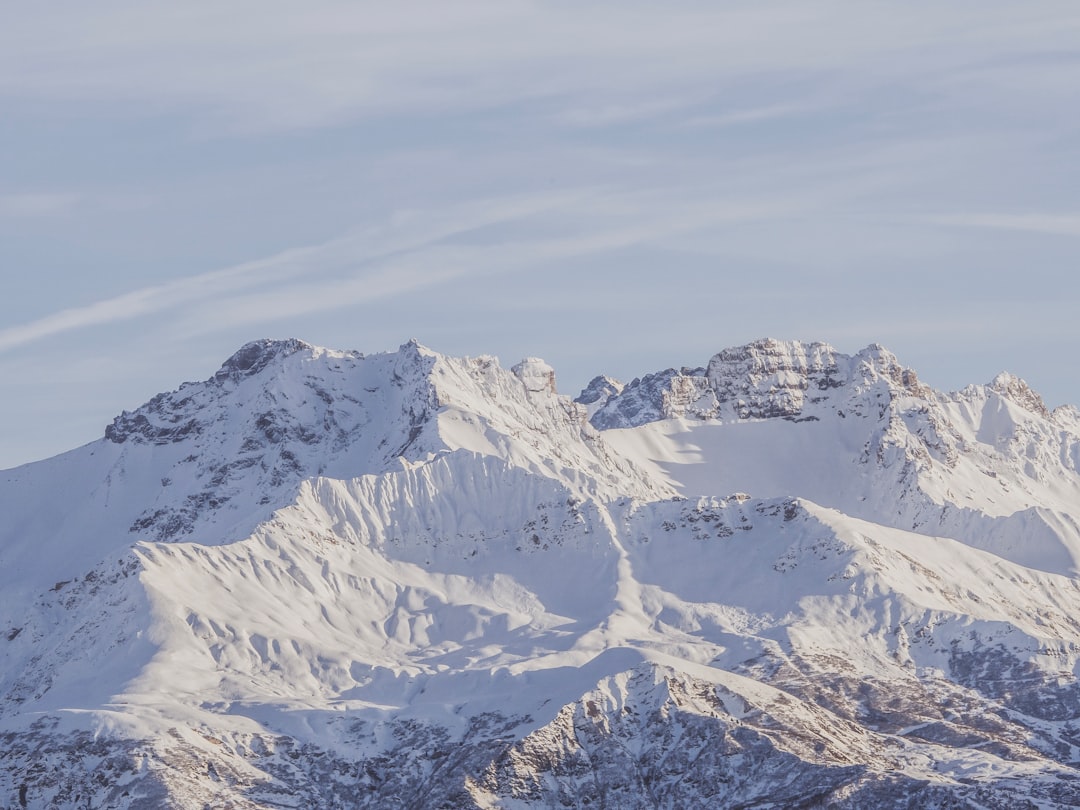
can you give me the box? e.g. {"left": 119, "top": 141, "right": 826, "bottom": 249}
{"left": 4, "top": 337, "right": 1080, "bottom": 808}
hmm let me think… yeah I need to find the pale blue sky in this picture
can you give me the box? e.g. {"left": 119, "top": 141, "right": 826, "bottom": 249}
{"left": 2, "top": 2, "right": 1079, "bottom": 469}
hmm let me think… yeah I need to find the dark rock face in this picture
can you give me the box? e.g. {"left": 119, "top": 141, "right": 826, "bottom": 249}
{"left": 0, "top": 723, "right": 171, "bottom": 810}
{"left": 7, "top": 661, "right": 1080, "bottom": 809}
{"left": 471, "top": 671, "right": 871, "bottom": 809}
{"left": 575, "top": 375, "right": 624, "bottom": 409}
{"left": 949, "top": 643, "right": 1080, "bottom": 722}
{"left": 101, "top": 340, "right": 442, "bottom": 542}
{"left": 105, "top": 409, "right": 202, "bottom": 445}
{"left": 589, "top": 368, "right": 693, "bottom": 429}
{"left": 105, "top": 339, "right": 314, "bottom": 446}
{"left": 214, "top": 339, "right": 312, "bottom": 383}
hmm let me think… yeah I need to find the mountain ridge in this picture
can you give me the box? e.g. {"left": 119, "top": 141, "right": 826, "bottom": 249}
{"left": 4, "top": 337, "right": 1080, "bottom": 808}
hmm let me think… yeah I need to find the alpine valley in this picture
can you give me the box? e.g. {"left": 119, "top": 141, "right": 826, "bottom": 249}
{"left": 4, "top": 337, "right": 1080, "bottom": 809}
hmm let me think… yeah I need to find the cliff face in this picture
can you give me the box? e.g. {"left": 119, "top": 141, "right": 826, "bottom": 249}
{"left": 585, "top": 338, "right": 932, "bottom": 427}
{"left": 4, "top": 337, "right": 1080, "bottom": 809}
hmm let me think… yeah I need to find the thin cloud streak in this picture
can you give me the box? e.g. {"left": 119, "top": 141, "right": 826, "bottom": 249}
{"left": 0, "top": 193, "right": 82, "bottom": 217}
{"left": 674, "top": 102, "right": 816, "bottom": 131}
{"left": 0, "top": 189, "right": 615, "bottom": 353}
{"left": 926, "top": 212, "right": 1080, "bottom": 237}
{"left": 0, "top": 243, "right": 339, "bottom": 353}
{"left": 2, "top": 3, "right": 1077, "bottom": 134}
{"left": 0, "top": 142, "right": 959, "bottom": 355}
{"left": 172, "top": 194, "right": 804, "bottom": 337}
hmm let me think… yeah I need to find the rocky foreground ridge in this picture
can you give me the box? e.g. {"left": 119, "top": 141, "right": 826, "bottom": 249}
{"left": 2, "top": 337, "right": 1080, "bottom": 808}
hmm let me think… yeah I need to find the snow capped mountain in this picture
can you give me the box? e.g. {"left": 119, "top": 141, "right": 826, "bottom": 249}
{"left": 4, "top": 337, "right": 1080, "bottom": 808}
{"left": 592, "top": 338, "right": 1080, "bottom": 572}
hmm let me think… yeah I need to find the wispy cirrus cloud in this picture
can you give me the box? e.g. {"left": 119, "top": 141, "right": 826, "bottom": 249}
{"left": 0, "top": 186, "right": 805, "bottom": 352}
{"left": 0, "top": 189, "right": 597, "bottom": 353}
{"left": 174, "top": 193, "right": 797, "bottom": 337}
{"left": 2, "top": 3, "right": 1078, "bottom": 134}
{"left": 0, "top": 246, "right": 315, "bottom": 353}
{"left": 0, "top": 193, "right": 82, "bottom": 217}
{"left": 674, "top": 102, "right": 816, "bottom": 131}
{"left": 926, "top": 212, "right": 1080, "bottom": 237}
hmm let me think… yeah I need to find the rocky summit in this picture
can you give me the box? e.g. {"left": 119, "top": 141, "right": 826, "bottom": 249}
{"left": 3, "top": 337, "right": 1080, "bottom": 808}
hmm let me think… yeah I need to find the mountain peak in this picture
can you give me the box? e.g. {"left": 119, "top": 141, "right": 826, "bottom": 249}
{"left": 6, "top": 335, "right": 1080, "bottom": 808}
{"left": 713, "top": 337, "right": 837, "bottom": 362}
{"left": 989, "top": 371, "right": 1051, "bottom": 418}
{"left": 213, "top": 338, "right": 314, "bottom": 383}
{"left": 512, "top": 357, "right": 557, "bottom": 394}
{"left": 586, "top": 338, "right": 931, "bottom": 429}
{"left": 398, "top": 337, "right": 437, "bottom": 357}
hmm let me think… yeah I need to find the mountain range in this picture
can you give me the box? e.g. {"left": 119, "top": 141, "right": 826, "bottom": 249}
{"left": 3, "top": 337, "right": 1080, "bottom": 808}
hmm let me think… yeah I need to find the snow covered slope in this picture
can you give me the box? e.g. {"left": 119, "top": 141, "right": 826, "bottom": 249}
{"left": 594, "top": 338, "right": 1080, "bottom": 573}
{"left": 3, "top": 337, "right": 1080, "bottom": 808}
